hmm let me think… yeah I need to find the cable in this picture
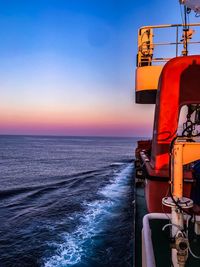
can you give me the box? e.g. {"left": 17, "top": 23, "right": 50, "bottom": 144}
{"left": 186, "top": 215, "right": 200, "bottom": 259}
{"left": 162, "top": 185, "right": 172, "bottom": 223}
{"left": 169, "top": 178, "right": 193, "bottom": 217}
{"left": 189, "top": 246, "right": 200, "bottom": 259}
{"left": 182, "top": 105, "right": 200, "bottom": 137}
{"left": 182, "top": 124, "right": 195, "bottom": 137}
{"left": 162, "top": 223, "right": 184, "bottom": 232}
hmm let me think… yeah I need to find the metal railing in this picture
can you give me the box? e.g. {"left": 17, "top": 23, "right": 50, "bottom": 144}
{"left": 137, "top": 23, "right": 200, "bottom": 67}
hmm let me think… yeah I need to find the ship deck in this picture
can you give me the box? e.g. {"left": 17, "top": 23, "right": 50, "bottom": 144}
{"left": 135, "top": 181, "right": 200, "bottom": 267}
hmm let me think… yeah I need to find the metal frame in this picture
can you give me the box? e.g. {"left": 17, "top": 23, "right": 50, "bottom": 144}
{"left": 137, "top": 23, "right": 200, "bottom": 67}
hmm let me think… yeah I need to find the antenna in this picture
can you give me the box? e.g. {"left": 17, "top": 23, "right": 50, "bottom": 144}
{"left": 180, "top": 2, "right": 197, "bottom": 56}
{"left": 182, "top": 5, "right": 189, "bottom": 55}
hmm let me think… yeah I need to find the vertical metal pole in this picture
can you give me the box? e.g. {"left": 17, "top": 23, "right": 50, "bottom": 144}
{"left": 176, "top": 26, "right": 179, "bottom": 57}
{"left": 172, "top": 207, "right": 184, "bottom": 267}
{"left": 171, "top": 143, "right": 184, "bottom": 267}
{"left": 184, "top": 5, "right": 188, "bottom": 56}
{"left": 173, "top": 144, "right": 183, "bottom": 199}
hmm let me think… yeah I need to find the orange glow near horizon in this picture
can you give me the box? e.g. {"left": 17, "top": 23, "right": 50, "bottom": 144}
{"left": 0, "top": 103, "right": 154, "bottom": 137}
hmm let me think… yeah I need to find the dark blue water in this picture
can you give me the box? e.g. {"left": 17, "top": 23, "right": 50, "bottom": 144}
{"left": 0, "top": 135, "right": 136, "bottom": 267}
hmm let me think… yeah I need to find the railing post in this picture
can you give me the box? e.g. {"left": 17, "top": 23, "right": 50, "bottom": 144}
{"left": 176, "top": 26, "right": 179, "bottom": 57}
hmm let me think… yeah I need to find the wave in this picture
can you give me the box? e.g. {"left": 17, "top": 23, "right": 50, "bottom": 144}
{"left": 0, "top": 167, "right": 108, "bottom": 198}
{"left": 0, "top": 161, "right": 133, "bottom": 205}
{"left": 0, "top": 172, "right": 100, "bottom": 202}
{"left": 43, "top": 163, "right": 133, "bottom": 267}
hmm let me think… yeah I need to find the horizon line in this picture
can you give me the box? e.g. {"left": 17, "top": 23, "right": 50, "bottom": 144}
{"left": 0, "top": 133, "right": 151, "bottom": 139}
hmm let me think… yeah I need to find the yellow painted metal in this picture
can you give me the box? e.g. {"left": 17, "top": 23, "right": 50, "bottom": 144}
{"left": 137, "top": 28, "right": 153, "bottom": 67}
{"left": 135, "top": 66, "right": 163, "bottom": 92}
{"left": 135, "top": 23, "right": 200, "bottom": 104}
{"left": 172, "top": 141, "right": 200, "bottom": 198}
{"left": 182, "top": 142, "right": 200, "bottom": 164}
{"left": 172, "top": 143, "right": 183, "bottom": 198}
{"left": 140, "top": 23, "right": 200, "bottom": 30}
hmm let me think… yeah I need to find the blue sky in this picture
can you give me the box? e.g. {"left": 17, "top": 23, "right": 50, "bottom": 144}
{"left": 0, "top": 0, "right": 198, "bottom": 136}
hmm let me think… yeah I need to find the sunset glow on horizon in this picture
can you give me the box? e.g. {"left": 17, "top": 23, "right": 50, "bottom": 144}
{"left": 0, "top": 100, "right": 154, "bottom": 136}
{"left": 0, "top": 0, "right": 193, "bottom": 137}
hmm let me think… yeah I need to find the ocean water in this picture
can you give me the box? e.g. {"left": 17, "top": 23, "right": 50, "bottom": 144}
{"left": 0, "top": 135, "right": 137, "bottom": 267}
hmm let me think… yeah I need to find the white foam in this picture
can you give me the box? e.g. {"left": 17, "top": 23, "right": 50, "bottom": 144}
{"left": 100, "top": 164, "right": 133, "bottom": 198}
{"left": 43, "top": 163, "right": 133, "bottom": 267}
{"left": 110, "top": 162, "right": 124, "bottom": 166}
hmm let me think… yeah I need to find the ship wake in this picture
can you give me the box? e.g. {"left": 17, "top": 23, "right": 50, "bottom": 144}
{"left": 43, "top": 164, "right": 133, "bottom": 267}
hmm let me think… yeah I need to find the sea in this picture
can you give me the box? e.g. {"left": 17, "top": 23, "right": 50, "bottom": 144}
{"left": 0, "top": 135, "right": 138, "bottom": 267}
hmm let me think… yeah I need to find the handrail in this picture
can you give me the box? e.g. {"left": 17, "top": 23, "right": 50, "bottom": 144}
{"left": 140, "top": 23, "right": 200, "bottom": 30}
{"left": 137, "top": 23, "right": 200, "bottom": 67}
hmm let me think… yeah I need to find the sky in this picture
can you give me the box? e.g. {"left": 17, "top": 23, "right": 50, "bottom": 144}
{"left": 0, "top": 0, "right": 198, "bottom": 137}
